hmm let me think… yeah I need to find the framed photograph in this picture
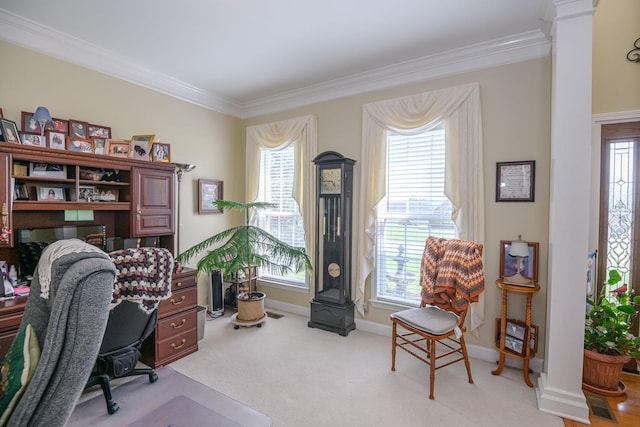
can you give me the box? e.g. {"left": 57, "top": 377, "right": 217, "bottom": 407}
{"left": 499, "top": 240, "right": 539, "bottom": 282}
{"left": 151, "top": 142, "right": 170, "bottom": 162}
{"left": 96, "top": 188, "right": 118, "bottom": 202}
{"left": 131, "top": 134, "right": 155, "bottom": 144}
{"left": 131, "top": 139, "right": 150, "bottom": 161}
{"left": 29, "top": 162, "right": 67, "bottom": 178}
{"left": 20, "top": 132, "right": 46, "bottom": 147}
{"left": 93, "top": 138, "right": 107, "bottom": 154}
{"left": 37, "top": 186, "right": 65, "bottom": 201}
{"left": 68, "top": 138, "right": 94, "bottom": 153}
{"left": 21, "top": 111, "right": 42, "bottom": 134}
{"left": 89, "top": 124, "right": 111, "bottom": 138}
{"left": 0, "top": 118, "right": 21, "bottom": 144}
{"left": 69, "top": 119, "right": 89, "bottom": 139}
{"left": 50, "top": 118, "right": 69, "bottom": 134}
{"left": 106, "top": 139, "right": 131, "bottom": 157}
{"left": 496, "top": 160, "right": 535, "bottom": 202}
{"left": 495, "top": 318, "right": 538, "bottom": 356}
{"left": 77, "top": 186, "right": 97, "bottom": 202}
{"left": 14, "top": 183, "right": 28, "bottom": 200}
{"left": 199, "top": 179, "right": 223, "bottom": 214}
{"left": 47, "top": 130, "right": 66, "bottom": 150}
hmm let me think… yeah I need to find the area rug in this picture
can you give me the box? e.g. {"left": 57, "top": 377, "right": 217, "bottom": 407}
{"left": 68, "top": 366, "right": 272, "bottom": 427}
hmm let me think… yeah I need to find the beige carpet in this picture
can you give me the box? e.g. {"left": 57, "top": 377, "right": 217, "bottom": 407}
{"left": 167, "top": 310, "right": 564, "bottom": 427}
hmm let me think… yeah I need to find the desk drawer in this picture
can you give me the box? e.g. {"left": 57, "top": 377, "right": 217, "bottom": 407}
{"left": 172, "top": 271, "right": 197, "bottom": 291}
{"left": 156, "top": 308, "right": 197, "bottom": 340}
{"left": 158, "top": 286, "right": 197, "bottom": 318}
{"left": 155, "top": 326, "right": 198, "bottom": 362}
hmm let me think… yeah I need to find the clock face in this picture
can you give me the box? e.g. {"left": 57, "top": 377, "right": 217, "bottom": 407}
{"left": 328, "top": 262, "right": 341, "bottom": 278}
{"left": 321, "top": 168, "right": 341, "bottom": 194}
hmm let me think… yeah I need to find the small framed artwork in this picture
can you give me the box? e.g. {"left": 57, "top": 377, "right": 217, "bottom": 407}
{"left": 93, "top": 138, "right": 107, "bottom": 154}
{"left": 151, "top": 142, "right": 170, "bottom": 162}
{"left": 20, "top": 132, "right": 46, "bottom": 147}
{"left": 68, "top": 138, "right": 94, "bottom": 153}
{"left": 0, "top": 118, "right": 21, "bottom": 144}
{"left": 21, "top": 111, "right": 41, "bottom": 134}
{"left": 50, "top": 118, "right": 69, "bottom": 134}
{"left": 14, "top": 183, "right": 29, "bottom": 200}
{"left": 496, "top": 160, "right": 535, "bottom": 202}
{"left": 89, "top": 124, "right": 111, "bottom": 138}
{"left": 106, "top": 139, "right": 131, "bottom": 157}
{"left": 69, "top": 119, "right": 89, "bottom": 139}
{"left": 499, "top": 240, "right": 539, "bottom": 282}
{"left": 29, "top": 163, "right": 67, "bottom": 178}
{"left": 47, "top": 130, "right": 67, "bottom": 150}
{"left": 198, "top": 179, "right": 223, "bottom": 214}
{"left": 37, "top": 186, "right": 65, "bottom": 201}
{"left": 131, "top": 134, "right": 155, "bottom": 145}
{"left": 131, "top": 139, "right": 150, "bottom": 161}
{"left": 77, "top": 186, "right": 97, "bottom": 202}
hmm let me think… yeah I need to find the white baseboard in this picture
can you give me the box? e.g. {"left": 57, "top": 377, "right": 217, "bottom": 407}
{"left": 264, "top": 300, "right": 544, "bottom": 372}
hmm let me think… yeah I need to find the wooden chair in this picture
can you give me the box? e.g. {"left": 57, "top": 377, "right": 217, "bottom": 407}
{"left": 391, "top": 303, "right": 473, "bottom": 400}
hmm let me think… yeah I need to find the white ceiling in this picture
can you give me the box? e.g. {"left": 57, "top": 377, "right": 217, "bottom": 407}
{"left": 0, "top": 0, "right": 552, "bottom": 118}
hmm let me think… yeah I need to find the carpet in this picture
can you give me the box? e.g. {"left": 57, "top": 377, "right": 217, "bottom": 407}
{"left": 68, "top": 366, "right": 272, "bottom": 427}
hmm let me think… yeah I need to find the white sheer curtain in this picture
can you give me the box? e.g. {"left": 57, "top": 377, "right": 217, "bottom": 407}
{"left": 246, "top": 115, "right": 317, "bottom": 285}
{"left": 356, "top": 83, "right": 486, "bottom": 333}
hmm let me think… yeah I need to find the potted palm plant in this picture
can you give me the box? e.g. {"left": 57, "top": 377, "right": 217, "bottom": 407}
{"left": 176, "top": 200, "right": 311, "bottom": 327}
{"left": 583, "top": 269, "right": 640, "bottom": 396}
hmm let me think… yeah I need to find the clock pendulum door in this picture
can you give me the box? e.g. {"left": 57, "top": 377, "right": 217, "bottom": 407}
{"left": 308, "top": 151, "right": 356, "bottom": 336}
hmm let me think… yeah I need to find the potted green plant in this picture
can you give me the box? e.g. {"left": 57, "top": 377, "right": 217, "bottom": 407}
{"left": 176, "top": 200, "right": 312, "bottom": 326}
{"left": 583, "top": 269, "right": 640, "bottom": 396}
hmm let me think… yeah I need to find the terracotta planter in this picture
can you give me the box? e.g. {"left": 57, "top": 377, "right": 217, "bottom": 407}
{"left": 582, "top": 349, "right": 630, "bottom": 396}
{"left": 237, "top": 291, "right": 266, "bottom": 322}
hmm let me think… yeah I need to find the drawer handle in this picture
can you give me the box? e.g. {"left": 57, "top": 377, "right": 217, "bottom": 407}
{"left": 171, "top": 319, "right": 186, "bottom": 329}
{"left": 171, "top": 296, "right": 186, "bottom": 305}
{"left": 175, "top": 281, "right": 183, "bottom": 288}
{"left": 171, "top": 339, "right": 186, "bottom": 350}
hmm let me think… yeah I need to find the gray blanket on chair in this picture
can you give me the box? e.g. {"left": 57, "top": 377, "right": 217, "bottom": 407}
{"left": 8, "top": 243, "right": 116, "bottom": 427}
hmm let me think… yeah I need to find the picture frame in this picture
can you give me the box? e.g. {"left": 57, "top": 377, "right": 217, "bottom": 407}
{"left": 151, "top": 142, "right": 170, "bottom": 162}
{"left": 20, "top": 132, "right": 46, "bottom": 147}
{"left": 29, "top": 162, "right": 67, "bottom": 178}
{"left": 50, "top": 118, "right": 69, "bottom": 134}
{"left": 14, "top": 183, "right": 28, "bottom": 200}
{"left": 495, "top": 318, "right": 538, "bottom": 356}
{"left": 36, "top": 186, "right": 65, "bottom": 201}
{"left": 106, "top": 139, "right": 131, "bottom": 157}
{"left": 69, "top": 119, "right": 89, "bottom": 139}
{"left": 68, "top": 138, "right": 94, "bottom": 153}
{"left": 499, "top": 240, "right": 539, "bottom": 282}
{"left": 46, "top": 130, "right": 67, "bottom": 150}
{"left": 77, "top": 185, "right": 97, "bottom": 202}
{"left": 198, "top": 179, "right": 223, "bottom": 214}
{"left": 96, "top": 187, "right": 118, "bottom": 202}
{"left": 88, "top": 124, "right": 111, "bottom": 139}
{"left": 131, "top": 139, "right": 150, "bottom": 161}
{"left": 131, "top": 134, "right": 155, "bottom": 145}
{"left": 21, "top": 111, "right": 42, "bottom": 134}
{"left": 92, "top": 138, "right": 107, "bottom": 154}
{"left": 0, "top": 118, "right": 21, "bottom": 144}
{"left": 496, "top": 160, "right": 535, "bottom": 202}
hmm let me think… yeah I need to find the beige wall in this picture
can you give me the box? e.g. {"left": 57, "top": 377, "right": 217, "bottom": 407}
{"left": 593, "top": 0, "right": 640, "bottom": 114}
{"left": 245, "top": 57, "right": 552, "bottom": 351}
{"left": 0, "top": 40, "right": 245, "bottom": 305}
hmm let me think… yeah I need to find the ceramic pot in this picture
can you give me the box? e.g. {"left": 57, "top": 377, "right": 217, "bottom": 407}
{"left": 582, "top": 349, "right": 630, "bottom": 396}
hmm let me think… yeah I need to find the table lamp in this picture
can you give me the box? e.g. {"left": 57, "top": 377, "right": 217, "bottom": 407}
{"left": 33, "top": 106, "right": 52, "bottom": 137}
{"left": 503, "top": 235, "right": 533, "bottom": 286}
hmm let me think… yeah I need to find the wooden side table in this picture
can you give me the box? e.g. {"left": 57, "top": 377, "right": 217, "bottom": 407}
{"left": 491, "top": 278, "right": 540, "bottom": 387}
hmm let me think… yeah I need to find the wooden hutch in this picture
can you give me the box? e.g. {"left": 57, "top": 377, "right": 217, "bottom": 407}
{"left": 0, "top": 142, "right": 198, "bottom": 366}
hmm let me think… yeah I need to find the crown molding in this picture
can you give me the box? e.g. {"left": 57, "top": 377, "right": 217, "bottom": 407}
{"left": 0, "top": 8, "right": 550, "bottom": 120}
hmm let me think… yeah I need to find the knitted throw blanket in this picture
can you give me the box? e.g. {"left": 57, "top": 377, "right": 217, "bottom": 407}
{"left": 420, "top": 236, "right": 484, "bottom": 313}
{"left": 109, "top": 247, "right": 173, "bottom": 312}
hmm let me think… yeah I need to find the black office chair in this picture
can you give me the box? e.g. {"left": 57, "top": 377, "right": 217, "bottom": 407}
{"left": 85, "top": 246, "right": 173, "bottom": 414}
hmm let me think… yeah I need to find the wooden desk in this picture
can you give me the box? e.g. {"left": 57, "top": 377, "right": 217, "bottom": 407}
{"left": 0, "top": 295, "right": 28, "bottom": 360}
{"left": 491, "top": 278, "right": 540, "bottom": 387}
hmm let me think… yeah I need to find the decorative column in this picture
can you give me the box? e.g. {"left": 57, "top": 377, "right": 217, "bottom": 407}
{"left": 535, "top": 0, "right": 596, "bottom": 423}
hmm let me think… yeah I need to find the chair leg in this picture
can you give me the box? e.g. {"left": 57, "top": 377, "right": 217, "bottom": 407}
{"left": 391, "top": 321, "right": 397, "bottom": 372}
{"left": 429, "top": 339, "right": 436, "bottom": 400}
{"left": 459, "top": 334, "right": 474, "bottom": 385}
{"left": 95, "top": 374, "right": 120, "bottom": 414}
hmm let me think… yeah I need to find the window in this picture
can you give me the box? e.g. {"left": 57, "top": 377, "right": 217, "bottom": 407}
{"left": 375, "top": 124, "right": 457, "bottom": 305}
{"left": 256, "top": 145, "right": 306, "bottom": 284}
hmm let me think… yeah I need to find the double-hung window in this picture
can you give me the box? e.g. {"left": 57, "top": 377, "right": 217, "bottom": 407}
{"left": 375, "top": 124, "right": 457, "bottom": 305}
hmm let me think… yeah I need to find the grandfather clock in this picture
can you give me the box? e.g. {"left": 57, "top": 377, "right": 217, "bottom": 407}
{"left": 308, "top": 151, "right": 356, "bottom": 336}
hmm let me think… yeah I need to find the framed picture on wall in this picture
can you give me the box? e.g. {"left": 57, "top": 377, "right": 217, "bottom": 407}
{"left": 499, "top": 240, "right": 539, "bottom": 282}
{"left": 198, "top": 179, "right": 223, "bottom": 214}
{"left": 496, "top": 160, "right": 535, "bottom": 202}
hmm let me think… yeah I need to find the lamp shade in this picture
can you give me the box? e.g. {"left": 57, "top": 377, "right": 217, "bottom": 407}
{"left": 509, "top": 241, "right": 530, "bottom": 258}
{"left": 33, "top": 106, "right": 52, "bottom": 124}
